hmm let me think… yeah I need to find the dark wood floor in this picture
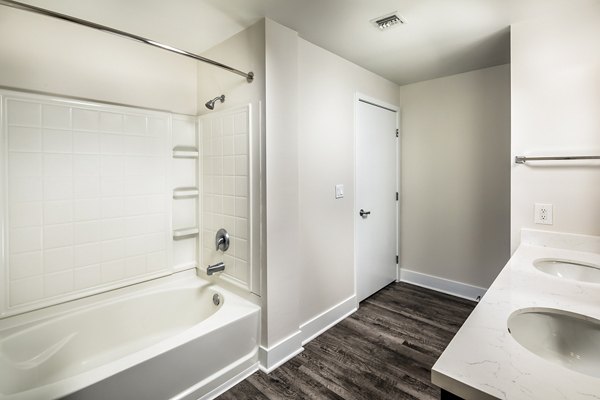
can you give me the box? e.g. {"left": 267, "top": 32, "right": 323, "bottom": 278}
{"left": 218, "top": 282, "right": 475, "bottom": 400}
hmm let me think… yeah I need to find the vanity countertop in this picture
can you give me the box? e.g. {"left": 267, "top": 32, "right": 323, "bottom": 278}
{"left": 432, "top": 229, "right": 600, "bottom": 400}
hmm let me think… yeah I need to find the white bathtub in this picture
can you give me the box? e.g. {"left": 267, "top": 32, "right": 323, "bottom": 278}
{"left": 0, "top": 270, "right": 260, "bottom": 400}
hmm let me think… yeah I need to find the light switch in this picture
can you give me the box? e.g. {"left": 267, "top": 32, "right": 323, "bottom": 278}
{"left": 335, "top": 184, "right": 344, "bottom": 199}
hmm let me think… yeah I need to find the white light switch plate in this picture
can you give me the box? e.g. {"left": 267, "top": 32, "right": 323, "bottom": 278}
{"left": 335, "top": 184, "right": 344, "bottom": 199}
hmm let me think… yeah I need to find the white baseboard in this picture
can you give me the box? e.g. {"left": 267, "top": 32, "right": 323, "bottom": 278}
{"left": 258, "top": 330, "right": 303, "bottom": 374}
{"left": 399, "top": 268, "right": 486, "bottom": 301}
{"left": 300, "top": 295, "right": 357, "bottom": 345}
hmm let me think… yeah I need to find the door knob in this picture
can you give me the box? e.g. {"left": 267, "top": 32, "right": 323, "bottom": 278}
{"left": 359, "top": 209, "right": 371, "bottom": 218}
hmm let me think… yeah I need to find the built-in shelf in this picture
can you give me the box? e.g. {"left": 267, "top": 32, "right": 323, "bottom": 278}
{"left": 172, "top": 227, "right": 199, "bottom": 240}
{"left": 173, "top": 187, "right": 200, "bottom": 199}
{"left": 172, "top": 146, "right": 199, "bottom": 159}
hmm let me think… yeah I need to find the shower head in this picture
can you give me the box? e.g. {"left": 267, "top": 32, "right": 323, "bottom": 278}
{"left": 205, "top": 95, "right": 225, "bottom": 110}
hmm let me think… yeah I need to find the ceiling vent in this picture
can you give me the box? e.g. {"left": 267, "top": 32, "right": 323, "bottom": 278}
{"left": 371, "top": 12, "right": 406, "bottom": 30}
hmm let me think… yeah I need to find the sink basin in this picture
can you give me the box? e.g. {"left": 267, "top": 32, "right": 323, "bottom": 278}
{"left": 533, "top": 258, "right": 600, "bottom": 283}
{"left": 508, "top": 308, "right": 600, "bottom": 378}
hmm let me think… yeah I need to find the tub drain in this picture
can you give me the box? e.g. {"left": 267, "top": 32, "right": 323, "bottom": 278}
{"left": 212, "top": 293, "right": 221, "bottom": 306}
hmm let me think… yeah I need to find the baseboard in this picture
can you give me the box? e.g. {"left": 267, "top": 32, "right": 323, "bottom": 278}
{"left": 399, "top": 268, "right": 486, "bottom": 301}
{"left": 300, "top": 295, "right": 357, "bottom": 346}
{"left": 258, "top": 330, "right": 303, "bottom": 374}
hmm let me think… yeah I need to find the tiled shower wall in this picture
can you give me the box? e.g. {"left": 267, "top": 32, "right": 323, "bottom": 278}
{"left": 200, "top": 105, "right": 251, "bottom": 289}
{"left": 0, "top": 90, "right": 197, "bottom": 317}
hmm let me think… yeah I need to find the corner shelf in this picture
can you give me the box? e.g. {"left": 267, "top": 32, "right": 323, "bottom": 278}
{"left": 172, "top": 146, "right": 199, "bottom": 159}
{"left": 173, "top": 187, "right": 199, "bottom": 199}
{"left": 172, "top": 227, "right": 199, "bottom": 240}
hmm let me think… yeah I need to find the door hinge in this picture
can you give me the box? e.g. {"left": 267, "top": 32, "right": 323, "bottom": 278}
{"left": 396, "top": 255, "right": 399, "bottom": 264}
{"left": 395, "top": 129, "right": 399, "bottom": 138}
{"left": 396, "top": 192, "right": 399, "bottom": 201}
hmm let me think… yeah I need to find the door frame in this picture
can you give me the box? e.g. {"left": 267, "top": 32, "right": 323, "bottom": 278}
{"left": 353, "top": 93, "right": 400, "bottom": 308}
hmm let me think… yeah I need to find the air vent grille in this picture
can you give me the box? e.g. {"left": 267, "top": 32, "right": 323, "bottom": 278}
{"left": 372, "top": 12, "right": 406, "bottom": 30}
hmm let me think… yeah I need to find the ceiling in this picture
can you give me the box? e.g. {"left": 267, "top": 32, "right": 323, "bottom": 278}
{"left": 9, "top": 0, "right": 600, "bottom": 85}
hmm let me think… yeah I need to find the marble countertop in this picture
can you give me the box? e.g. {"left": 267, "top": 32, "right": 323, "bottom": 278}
{"left": 432, "top": 229, "right": 600, "bottom": 400}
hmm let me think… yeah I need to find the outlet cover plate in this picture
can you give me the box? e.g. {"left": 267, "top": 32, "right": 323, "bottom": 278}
{"left": 535, "top": 203, "right": 553, "bottom": 225}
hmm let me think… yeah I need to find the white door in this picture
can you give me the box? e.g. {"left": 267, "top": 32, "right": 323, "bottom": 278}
{"left": 356, "top": 98, "right": 398, "bottom": 302}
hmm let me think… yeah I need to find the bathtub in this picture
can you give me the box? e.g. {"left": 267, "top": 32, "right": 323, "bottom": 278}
{"left": 0, "top": 270, "right": 260, "bottom": 400}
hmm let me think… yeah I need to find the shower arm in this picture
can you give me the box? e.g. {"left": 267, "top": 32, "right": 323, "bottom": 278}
{"left": 0, "top": 0, "right": 254, "bottom": 83}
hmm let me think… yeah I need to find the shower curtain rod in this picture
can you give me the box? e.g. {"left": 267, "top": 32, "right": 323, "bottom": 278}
{"left": 0, "top": 0, "right": 254, "bottom": 83}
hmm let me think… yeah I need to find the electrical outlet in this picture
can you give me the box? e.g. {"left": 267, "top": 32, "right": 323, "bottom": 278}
{"left": 534, "top": 203, "right": 553, "bottom": 225}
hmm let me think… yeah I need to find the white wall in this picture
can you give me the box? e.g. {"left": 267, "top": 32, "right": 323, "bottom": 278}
{"left": 0, "top": 6, "right": 197, "bottom": 114}
{"left": 511, "top": 4, "right": 600, "bottom": 252}
{"left": 399, "top": 65, "right": 511, "bottom": 289}
{"left": 298, "top": 40, "right": 399, "bottom": 323}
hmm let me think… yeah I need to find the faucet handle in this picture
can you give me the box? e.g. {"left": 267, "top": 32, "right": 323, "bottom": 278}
{"left": 215, "top": 228, "right": 230, "bottom": 252}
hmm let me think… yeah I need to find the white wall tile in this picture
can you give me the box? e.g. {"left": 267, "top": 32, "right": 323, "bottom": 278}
{"left": 235, "top": 155, "right": 248, "bottom": 176}
{"left": 74, "top": 265, "right": 102, "bottom": 289}
{"left": 123, "top": 115, "right": 147, "bottom": 134}
{"left": 10, "top": 252, "right": 42, "bottom": 280}
{"left": 73, "top": 155, "right": 100, "bottom": 176}
{"left": 74, "top": 243, "right": 101, "bottom": 268}
{"left": 43, "top": 129, "right": 72, "bottom": 153}
{"left": 234, "top": 259, "right": 248, "bottom": 282}
{"left": 100, "top": 219, "right": 125, "bottom": 240}
{"left": 234, "top": 112, "right": 248, "bottom": 135}
{"left": 235, "top": 238, "right": 248, "bottom": 262}
{"left": 99, "top": 112, "right": 123, "bottom": 132}
{"left": 235, "top": 176, "right": 248, "bottom": 197}
{"left": 8, "top": 126, "right": 42, "bottom": 152}
{"left": 10, "top": 227, "right": 42, "bottom": 253}
{"left": 73, "top": 132, "right": 100, "bottom": 153}
{"left": 223, "top": 135, "right": 234, "bottom": 156}
{"left": 10, "top": 277, "right": 43, "bottom": 305}
{"left": 42, "top": 105, "right": 70, "bottom": 129}
{"left": 72, "top": 109, "right": 99, "bottom": 131}
{"left": 44, "top": 271, "right": 73, "bottom": 297}
{"left": 8, "top": 100, "right": 41, "bottom": 126}
{"left": 73, "top": 177, "right": 100, "bottom": 199}
{"left": 223, "top": 116, "right": 234, "bottom": 136}
{"left": 43, "top": 154, "right": 72, "bottom": 177}
{"left": 44, "top": 201, "right": 73, "bottom": 225}
{"left": 10, "top": 177, "right": 43, "bottom": 203}
{"left": 43, "top": 224, "right": 73, "bottom": 249}
{"left": 125, "top": 236, "right": 146, "bottom": 257}
{"left": 235, "top": 218, "right": 248, "bottom": 240}
{"left": 223, "top": 196, "right": 235, "bottom": 216}
{"left": 43, "top": 247, "right": 73, "bottom": 273}
{"left": 101, "top": 198, "right": 125, "bottom": 218}
{"left": 124, "top": 256, "right": 146, "bottom": 277}
{"left": 235, "top": 197, "right": 248, "bottom": 219}
{"left": 3, "top": 94, "right": 172, "bottom": 315}
{"left": 101, "top": 239, "right": 125, "bottom": 262}
{"left": 223, "top": 156, "right": 235, "bottom": 176}
{"left": 101, "top": 259, "right": 125, "bottom": 282}
{"left": 44, "top": 177, "right": 73, "bottom": 200}
{"left": 234, "top": 133, "right": 248, "bottom": 155}
{"left": 10, "top": 202, "right": 42, "bottom": 228}
{"left": 73, "top": 221, "right": 101, "bottom": 244}
{"left": 74, "top": 199, "right": 100, "bottom": 221}
{"left": 147, "top": 251, "right": 166, "bottom": 271}
{"left": 9, "top": 153, "right": 42, "bottom": 177}
{"left": 223, "top": 176, "right": 235, "bottom": 196}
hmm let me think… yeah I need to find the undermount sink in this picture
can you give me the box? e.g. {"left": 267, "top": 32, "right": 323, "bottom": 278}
{"left": 508, "top": 308, "right": 600, "bottom": 378}
{"left": 533, "top": 258, "right": 600, "bottom": 283}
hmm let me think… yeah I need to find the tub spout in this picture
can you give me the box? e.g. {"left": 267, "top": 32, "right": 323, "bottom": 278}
{"left": 207, "top": 262, "right": 225, "bottom": 276}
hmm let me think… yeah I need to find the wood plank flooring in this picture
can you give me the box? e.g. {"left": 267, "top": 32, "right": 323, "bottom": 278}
{"left": 218, "top": 282, "right": 475, "bottom": 400}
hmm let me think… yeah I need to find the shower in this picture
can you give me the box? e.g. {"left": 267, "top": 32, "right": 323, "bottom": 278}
{"left": 205, "top": 94, "right": 225, "bottom": 110}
